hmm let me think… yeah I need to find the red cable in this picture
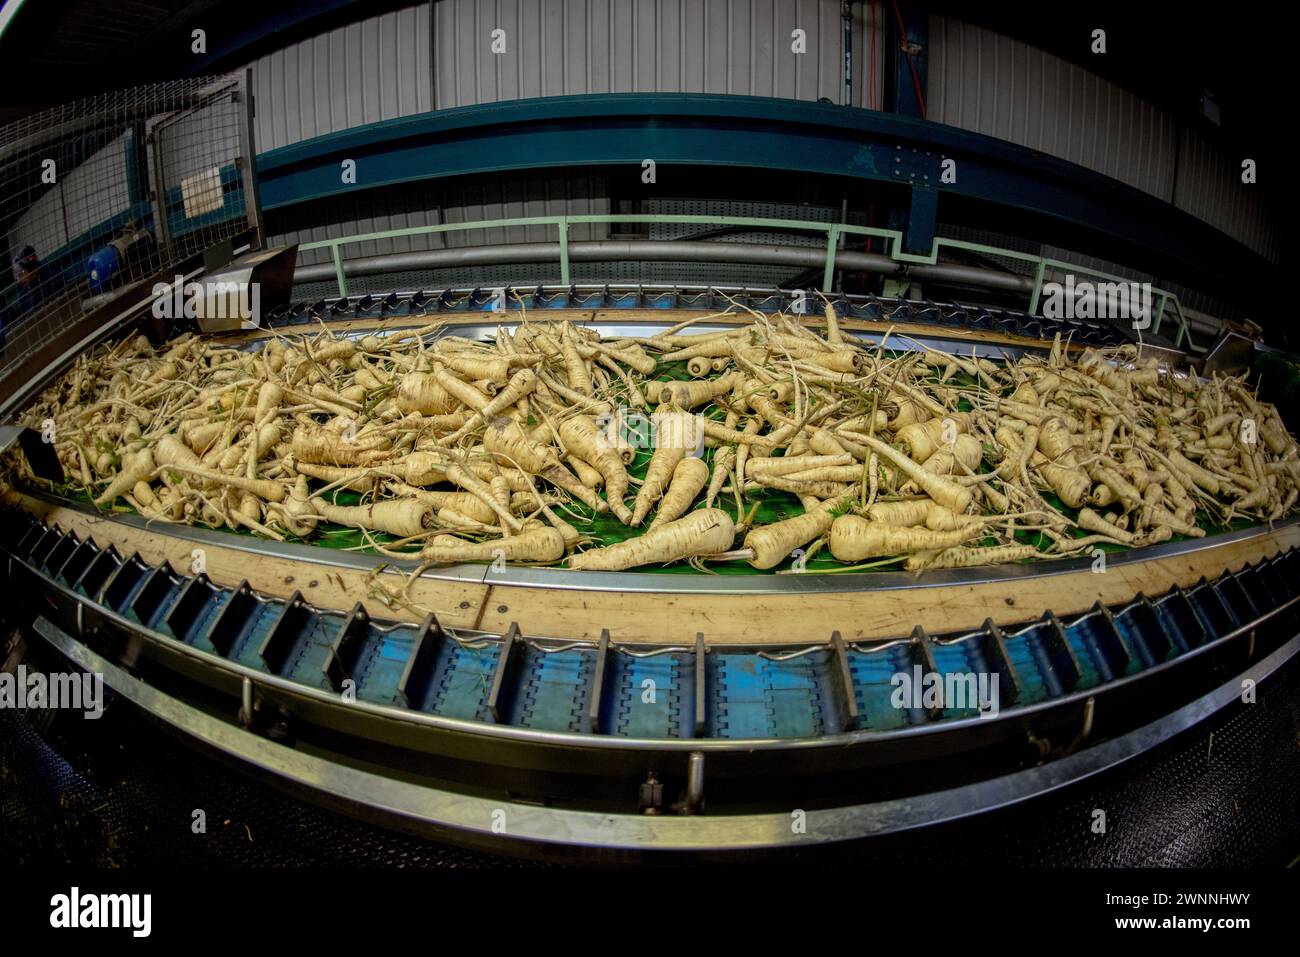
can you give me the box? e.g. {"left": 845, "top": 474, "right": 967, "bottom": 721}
{"left": 888, "top": 0, "right": 927, "bottom": 119}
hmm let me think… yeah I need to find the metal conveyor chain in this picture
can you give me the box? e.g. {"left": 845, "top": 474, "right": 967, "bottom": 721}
{"left": 265, "top": 286, "right": 1132, "bottom": 349}
{"left": 6, "top": 512, "right": 1295, "bottom": 743}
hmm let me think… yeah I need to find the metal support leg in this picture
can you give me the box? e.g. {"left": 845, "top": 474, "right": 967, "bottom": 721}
{"left": 558, "top": 220, "right": 571, "bottom": 286}
{"left": 1028, "top": 260, "right": 1047, "bottom": 315}
{"left": 331, "top": 245, "right": 348, "bottom": 298}
{"left": 821, "top": 225, "right": 840, "bottom": 292}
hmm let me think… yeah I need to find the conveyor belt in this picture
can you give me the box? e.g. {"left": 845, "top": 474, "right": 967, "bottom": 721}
{"left": 266, "top": 285, "right": 1134, "bottom": 349}
{"left": 8, "top": 512, "right": 1295, "bottom": 743}
{"left": 8, "top": 635, "right": 1299, "bottom": 863}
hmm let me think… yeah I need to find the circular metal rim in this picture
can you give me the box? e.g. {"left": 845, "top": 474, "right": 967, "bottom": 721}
{"left": 31, "top": 489, "right": 1298, "bottom": 595}
{"left": 34, "top": 615, "right": 1299, "bottom": 855}
{"left": 14, "top": 542, "right": 1295, "bottom": 755}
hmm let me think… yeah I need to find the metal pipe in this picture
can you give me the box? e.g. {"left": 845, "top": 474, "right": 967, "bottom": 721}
{"left": 907, "top": 261, "right": 1034, "bottom": 293}
{"left": 294, "top": 240, "right": 1034, "bottom": 294}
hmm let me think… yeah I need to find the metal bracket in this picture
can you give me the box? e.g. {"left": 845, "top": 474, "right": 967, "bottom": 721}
{"left": 684, "top": 751, "right": 706, "bottom": 814}
{"left": 692, "top": 632, "right": 707, "bottom": 738}
{"left": 828, "top": 631, "right": 861, "bottom": 732}
{"left": 486, "top": 622, "right": 523, "bottom": 723}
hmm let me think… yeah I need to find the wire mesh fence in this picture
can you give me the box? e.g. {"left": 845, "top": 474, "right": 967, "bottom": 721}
{"left": 0, "top": 73, "right": 259, "bottom": 384}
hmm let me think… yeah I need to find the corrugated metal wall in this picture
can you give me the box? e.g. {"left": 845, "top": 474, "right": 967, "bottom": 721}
{"left": 928, "top": 15, "right": 1280, "bottom": 264}
{"left": 252, "top": 0, "right": 887, "bottom": 150}
{"left": 248, "top": 4, "right": 432, "bottom": 153}
{"left": 431, "top": 0, "right": 885, "bottom": 109}
{"left": 1171, "top": 127, "right": 1275, "bottom": 263}
{"left": 249, "top": 2, "right": 1277, "bottom": 291}
{"left": 258, "top": 0, "right": 885, "bottom": 261}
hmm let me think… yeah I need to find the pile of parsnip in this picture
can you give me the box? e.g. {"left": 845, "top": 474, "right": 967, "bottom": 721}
{"left": 9, "top": 302, "right": 1300, "bottom": 576}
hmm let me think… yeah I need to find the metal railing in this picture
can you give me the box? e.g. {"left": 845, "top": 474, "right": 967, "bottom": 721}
{"left": 300, "top": 213, "right": 1202, "bottom": 351}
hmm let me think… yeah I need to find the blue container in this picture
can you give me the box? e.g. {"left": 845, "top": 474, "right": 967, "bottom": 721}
{"left": 87, "top": 245, "right": 121, "bottom": 293}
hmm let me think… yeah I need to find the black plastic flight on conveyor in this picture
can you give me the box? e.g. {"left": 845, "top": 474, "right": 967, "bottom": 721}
{"left": 261, "top": 287, "right": 1133, "bottom": 350}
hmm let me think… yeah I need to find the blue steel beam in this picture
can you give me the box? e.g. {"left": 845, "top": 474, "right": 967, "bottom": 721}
{"left": 254, "top": 93, "right": 1273, "bottom": 301}
{"left": 905, "top": 185, "right": 938, "bottom": 254}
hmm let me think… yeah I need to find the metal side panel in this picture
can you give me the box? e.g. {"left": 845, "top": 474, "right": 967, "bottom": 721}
{"left": 5, "top": 512, "right": 1299, "bottom": 790}
{"left": 30, "top": 616, "right": 1300, "bottom": 857}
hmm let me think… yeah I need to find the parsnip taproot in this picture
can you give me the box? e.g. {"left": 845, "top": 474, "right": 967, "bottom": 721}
{"left": 648, "top": 456, "right": 710, "bottom": 531}
{"left": 558, "top": 415, "right": 632, "bottom": 523}
{"left": 865, "top": 498, "right": 933, "bottom": 526}
{"left": 905, "top": 543, "right": 1038, "bottom": 570}
{"left": 443, "top": 368, "right": 539, "bottom": 443}
{"left": 746, "top": 454, "right": 853, "bottom": 478}
{"left": 632, "top": 420, "right": 690, "bottom": 526}
{"left": 568, "top": 508, "right": 735, "bottom": 570}
{"left": 312, "top": 498, "right": 433, "bottom": 538}
{"left": 158, "top": 463, "right": 286, "bottom": 502}
{"left": 742, "top": 497, "right": 846, "bottom": 569}
{"left": 482, "top": 416, "right": 557, "bottom": 473}
{"left": 855, "top": 433, "right": 974, "bottom": 514}
{"left": 444, "top": 462, "right": 524, "bottom": 532}
{"left": 828, "top": 515, "right": 983, "bottom": 561}
{"left": 94, "top": 448, "right": 156, "bottom": 506}
{"left": 705, "top": 446, "right": 736, "bottom": 507}
{"left": 419, "top": 527, "right": 565, "bottom": 564}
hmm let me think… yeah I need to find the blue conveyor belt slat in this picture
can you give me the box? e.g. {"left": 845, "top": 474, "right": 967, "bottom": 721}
{"left": 6, "top": 515, "right": 1298, "bottom": 743}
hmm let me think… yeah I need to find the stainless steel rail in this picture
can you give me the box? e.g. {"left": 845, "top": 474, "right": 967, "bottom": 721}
{"left": 22, "top": 488, "right": 1297, "bottom": 596}
{"left": 292, "top": 239, "right": 1037, "bottom": 294}
{"left": 30, "top": 616, "right": 1299, "bottom": 855}
{"left": 7, "top": 513, "right": 1296, "bottom": 753}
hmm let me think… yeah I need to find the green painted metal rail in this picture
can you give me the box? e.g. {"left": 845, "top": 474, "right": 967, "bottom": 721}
{"left": 299, "top": 213, "right": 1201, "bottom": 352}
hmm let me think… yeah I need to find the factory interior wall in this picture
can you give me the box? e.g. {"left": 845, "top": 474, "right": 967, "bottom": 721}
{"left": 927, "top": 14, "right": 1279, "bottom": 265}
{"left": 250, "top": 0, "right": 889, "bottom": 270}
{"left": 239, "top": 0, "right": 1272, "bottom": 317}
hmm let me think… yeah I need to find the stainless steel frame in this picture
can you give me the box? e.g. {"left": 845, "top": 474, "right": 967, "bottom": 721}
{"left": 236, "top": 68, "right": 265, "bottom": 250}
{"left": 30, "top": 615, "right": 1299, "bottom": 855}
{"left": 9, "top": 524, "right": 1297, "bottom": 755}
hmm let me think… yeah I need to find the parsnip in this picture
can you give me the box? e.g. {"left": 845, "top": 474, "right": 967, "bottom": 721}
{"left": 419, "top": 527, "right": 565, "bottom": 564}
{"left": 648, "top": 456, "right": 710, "bottom": 531}
{"left": 828, "top": 515, "right": 983, "bottom": 561}
{"left": 568, "top": 509, "right": 735, "bottom": 570}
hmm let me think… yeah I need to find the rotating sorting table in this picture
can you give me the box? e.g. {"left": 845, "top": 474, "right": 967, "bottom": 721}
{"left": 2, "top": 299, "right": 1295, "bottom": 859}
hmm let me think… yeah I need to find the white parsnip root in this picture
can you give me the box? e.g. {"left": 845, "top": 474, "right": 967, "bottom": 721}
{"left": 11, "top": 310, "right": 1300, "bottom": 578}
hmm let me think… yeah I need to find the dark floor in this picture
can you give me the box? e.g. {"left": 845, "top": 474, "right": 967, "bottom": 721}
{"left": 3, "top": 646, "right": 1299, "bottom": 867}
